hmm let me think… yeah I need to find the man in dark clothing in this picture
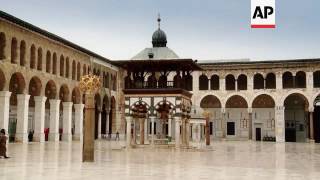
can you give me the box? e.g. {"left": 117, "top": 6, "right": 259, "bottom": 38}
{"left": 0, "top": 129, "right": 9, "bottom": 158}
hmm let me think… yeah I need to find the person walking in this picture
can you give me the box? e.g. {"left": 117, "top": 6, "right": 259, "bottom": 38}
{"left": 0, "top": 129, "right": 9, "bottom": 159}
{"left": 115, "top": 131, "right": 120, "bottom": 141}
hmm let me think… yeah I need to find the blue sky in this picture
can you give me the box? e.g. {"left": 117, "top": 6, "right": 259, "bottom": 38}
{"left": 1, "top": 0, "right": 320, "bottom": 61}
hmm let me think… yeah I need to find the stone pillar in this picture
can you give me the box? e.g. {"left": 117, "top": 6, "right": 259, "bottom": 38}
{"left": 97, "top": 111, "right": 102, "bottom": 139}
{"left": 309, "top": 111, "right": 314, "bottom": 141}
{"left": 106, "top": 109, "right": 109, "bottom": 133}
{"left": 0, "top": 91, "right": 11, "bottom": 131}
{"left": 276, "top": 72, "right": 282, "bottom": 90}
{"left": 126, "top": 116, "right": 132, "bottom": 148}
{"left": 248, "top": 108, "right": 253, "bottom": 140}
{"left": 49, "top": 99, "right": 61, "bottom": 142}
{"left": 62, "top": 102, "right": 73, "bottom": 142}
{"left": 220, "top": 78, "right": 225, "bottom": 91}
{"left": 307, "top": 72, "right": 313, "bottom": 90}
{"left": 181, "top": 118, "right": 186, "bottom": 146}
{"left": 139, "top": 118, "right": 144, "bottom": 144}
{"left": 34, "top": 96, "right": 47, "bottom": 142}
{"left": 235, "top": 79, "right": 238, "bottom": 91}
{"left": 275, "top": 106, "right": 285, "bottom": 142}
{"left": 16, "top": 94, "right": 30, "bottom": 143}
{"left": 221, "top": 108, "right": 226, "bottom": 138}
{"left": 132, "top": 119, "right": 136, "bottom": 144}
{"left": 74, "top": 104, "right": 84, "bottom": 141}
{"left": 144, "top": 118, "right": 148, "bottom": 143}
{"left": 186, "top": 119, "right": 190, "bottom": 147}
{"left": 193, "top": 71, "right": 199, "bottom": 91}
{"left": 83, "top": 93, "right": 95, "bottom": 162}
{"left": 174, "top": 116, "right": 181, "bottom": 148}
{"left": 205, "top": 116, "right": 210, "bottom": 146}
{"left": 248, "top": 75, "right": 253, "bottom": 90}
{"left": 150, "top": 116, "right": 155, "bottom": 145}
{"left": 264, "top": 78, "right": 266, "bottom": 89}
{"left": 168, "top": 115, "right": 172, "bottom": 137}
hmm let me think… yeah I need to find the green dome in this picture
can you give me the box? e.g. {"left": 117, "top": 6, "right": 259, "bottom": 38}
{"left": 152, "top": 28, "right": 167, "bottom": 47}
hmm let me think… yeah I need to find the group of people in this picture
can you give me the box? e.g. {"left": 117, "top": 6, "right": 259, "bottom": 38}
{"left": 0, "top": 129, "right": 9, "bottom": 159}
{"left": 102, "top": 131, "right": 120, "bottom": 141}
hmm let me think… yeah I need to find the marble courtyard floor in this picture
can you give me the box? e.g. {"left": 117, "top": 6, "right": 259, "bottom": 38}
{"left": 1, "top": 140, "right": 320, "bottom": 180}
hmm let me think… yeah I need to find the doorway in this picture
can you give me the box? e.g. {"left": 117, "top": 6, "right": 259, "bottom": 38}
{"left": 227, "top": 122, "right": 235, "bottom": 135}
{"left": 256, "top": 128, "right": 261, "bottom": 141}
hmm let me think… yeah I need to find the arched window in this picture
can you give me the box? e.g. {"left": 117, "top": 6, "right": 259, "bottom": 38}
{"left": 226, "top": 74, "right": 235, "bottom": 90}
{"left": 295, "top": 71, "right": 306, "bottom": 88}
{"left": 265, "top": 73, "right": 276, "bottom": 89}
{"left": 60, "top": 55, "right": 64, "bottom": 76}
{"left": 37, "top": 47, "right": 42, "bottom": 70}
{"left": 52, "top": 53, "right": 57, "bottom": 74}
{"left": 77, "top": 62, "right": 81, "bottom": 81}
{"left": 237, "top": 74, "right": 247, "bottom": 90}
{"left": 65, "top": 57, "right": 69, "bottom": 78}
{"left": 283, "top": 71, "right": 293, "bottom": 89}
{"left": 83, "top": 64, "right": 87, "bottom": 76}
{"left": 253, "top": 73, "right": 264, "bottom": 89}
{"left": 199, "top": 74, "right": 208, "bottom": 90}
{"left": 30, "top": 44, "right": 36, "bottom": 69}
{"left": 72, "top": 60, "right": 76, "bottom": 80}
{"left": 0, "top": 32, "right": 5, "bottom": 59}
{"left": 313, "top": 71, "right": 320, "bottom": 88}
{"left": 11, "top": 37, "right": 17, "bottom": 64}
{"left": 20, "top": 40, "right": 26, "bottom": 66}
{"left": 46, "top": 51, "right": 51, "bottom": 73}
{"left": 106, "top": 73, "right": 109, "bottom": 88}
{"left": 210, "top": 75, "right": 219, "bottom": 90}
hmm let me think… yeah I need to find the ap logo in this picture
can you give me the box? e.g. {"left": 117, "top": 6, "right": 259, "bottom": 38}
{"left": 251, "top": 0, "right": 275, "bottom": 28}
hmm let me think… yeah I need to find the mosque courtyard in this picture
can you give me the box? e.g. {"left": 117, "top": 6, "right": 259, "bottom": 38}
{"left": 0, "top": 140, "right": 320, "bottom": 180}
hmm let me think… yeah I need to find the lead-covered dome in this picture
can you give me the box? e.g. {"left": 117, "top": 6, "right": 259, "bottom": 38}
{"left": 152, "top": 28, "right": 167, "bottom": 47}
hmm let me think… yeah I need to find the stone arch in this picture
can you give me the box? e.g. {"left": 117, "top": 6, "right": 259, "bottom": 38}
{"left": 226, "top": 74, "right": 235, "bottom": 90}
{"left": 28, "top": 76, "right": 42, "bottom": 107}
{"left": 266, "top": 72, "right": 276, "bottom": 89}
{"left": 281, "top": 90, "right": 310, "bottom": 109}
{"left": 253, "top": 73, "right": 264, "bottom": 89}
{"left": 46, "top": 50, "right": 51, "bottom": 73}
{"left": 30, "top": 44, "right": 36, "bottom": 69}
{"left": 210, "top": 74, "right": 219, "bottom": 90}
{"left": 295, "top": 71, "right": 306, "bottom": 88}
{"left": 283, "top": 71, "right": 294, "bottom": 89}
{"left": 0, "top": 68, "right": 5, "bottom": 90}
{"left": 237, "top": 74, "right": 247, "bottom": 90}
{"left": 9, "top": 72, "right": 26, "bottom": 105}
{"left": 37, "top": 47, "right": 42, "bottom": 70}
{"left": 252, "top": 94, "right": 275, "bottom": 108}
{"left": 20, "top": 40, "right": 26, "bottom": 66}
{"left": 59, "top": 84, "right": 70, "bottom": 102}
{"left": 11, "top": 37, "right": 18, "bottom": 64}
{"left": 0, "top": 32, "right": 5, "bottom": 59}
{"left": 199, "top": 74, "right": 209, "bottom": 90}
{"left": 71, "top": 87, "right": 81, "bottom": 104}
{"left": 52, "top": 53, "right": 57, "bottom": 75}
{"left": 45, "top": 80, "right": 57, "bottom": 100}
{"left": 77, "top": 62, "right": 81, "bottom": 81}
{"left": 60, "top": 55, "right": 64, "bottom": 76}
{"left": 200, "top": 95, "right": 221, "bottom": 108}
{"left": 72, "top": 60, "right": 76, "bottom": 80}
{"left": 226, "top": 95, "right": 248, "bottom": 108}
{"left": 65, "top": 57, "right": 70, "bottom": 78}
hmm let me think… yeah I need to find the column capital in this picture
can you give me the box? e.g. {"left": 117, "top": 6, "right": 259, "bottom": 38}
{"left": 49, "top": 99, "right": 61, "bottom": 105}
{"left": 247, "top": 107, "right": 252, "bottom": 113}
{"left": 34, "top": 96, "right": 47, "bottom": 102}
{"left": 74, "top": 103, "right": 85, "bottom": 110}
{"left": 0, "top": 91, "right": 11, "bottom": 97}
{"left": 62, "top": 101, "right": 73, "bottom": 107}
{"left": 275, "top": 106, "right": 285, "bottom": 110}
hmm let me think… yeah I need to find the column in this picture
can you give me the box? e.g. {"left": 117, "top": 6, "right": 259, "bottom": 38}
{"left": 0, "top": 91, "right": 11, "bottom": 131}
{"left": 132, "top": 119, "right": 136, "bottom": 144}
{"left": 248, "top": 75, "right": 254, "bottom": 90}
{"left": 168, "top": 115, "right": 172, "bottom": 137}
{"left": 309, "top": 111, "right": 314, "bottom": 141}
{"left": 186, "top": 119, "right": 190, "bottom": 147}
{"left": 49, "top": 99, "right": 61, "bottom": 142}
{"left": 150, "top": 116, "right": 155, "bottom": 145}
{"left": 97, "top": 111, "right": 102, "bottom": 139}
{"left": 181, "top": 118, "right": 186, "bottom": 146}
{"left": 221, "top": 108, "right": 226, "bottom": 138}
{"left": 307, "top": 72, "right": 313, "bottom": 90}
{"left": 235, "top": 80, "right": 238, "bottom": 91}
{"left": 16, "top": 94, "right": 30, "bottom": 143}
{"left": 74, "top": 104, "right": 84, "bottom": 141}
{"left": 62, "top": 102, "right": 73, "bottom": 142}
{"left": 125, "top": 116, "right": 132, "bottom": 148}
{"left": 34, "top": 96, "right": 46, "bottom": 142}
{"left": 276, "top": 72, "right": 282, "bottom": 90}
{"left": 106, "top": 109, "right": 109, "bottom": 133}
{"left": 264, "top": 79, "right": 266, "bottom": 89}
{"left": 248, "top": 107, "right": 253, "bottom": 140}
{"left": 83, "top": 93, "right": 95, "bottom": 162}
{"left": 174, "top": 116, "right": 181, "bottom": 148}
{"left": 275, "top": 106, "right": 285, "bottom": 142}
{"left": 139, "top": 118, "right": 144, "bottom": 144}
{"left": 205, "top": 116, "right": 210, "bottom": 146}
{"left": 144, "top": 118, "right": 147, "bottom": 143}
{"left": 220, "top": 77, "right": 225, "bottom": 91}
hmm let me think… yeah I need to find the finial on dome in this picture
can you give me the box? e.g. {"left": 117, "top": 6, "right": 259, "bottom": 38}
{"left": 157, "top": 13, "right": 161, "bottom": 29}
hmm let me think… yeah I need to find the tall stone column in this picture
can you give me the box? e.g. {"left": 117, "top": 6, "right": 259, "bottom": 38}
{"left": 174, "top": 116, "right": 181, "bottom": 148}
{"left": 186, "top": 119, "right": 190, "bottom": 147}
{"left": 275, "top": 106, "right": 285, "bottom": 142}
{"left": 220, "top": 78, "right": 225, "bottom": 91}
{"left": 62, "top": 102, "right": 73, "bottom": 142}
{"left": 132, "top": 119, "right": 136, "bottom": 144}
{"left": 34, "top": 96, "right": 47, "bottom": 142}
{"left": 49, "top": 99, "right": 61, "bottom": 142}
{"left": 144, "top": 118, "right": 148, "bottom": 143}
{"left": 235, "top": 80, "right": 238, "bottom": 91}
{"left": 106, "top": 109, "right": 109, "bottom": 133}
{"left": 205, "top": 116, "right": 210, "bottom": 146}
{"left": 307, "top": 72, "right": 313, "bottom": 90}
{"left": 276, "top": 72, "right": 282, "bottom": 90}
{"left": 16, "top": 94, "right": 30, "bottom": 143}
{"left": 139, "top": 118, "right": 144, "bottom": 144}
{"left": 309, "top": 111, "right": 314, "bottom": 141}
{"left": 97, "top": 111, "right": 102, "bottom": 139}
{"left": 181, "top": 118, "right": 186, "bottom": 146}
{"left": 126, "top": 116, "right": 132, "bottom": 148}
{"left": 150, "top": 116, "right": 155, "bottom": 145}
{"left": 168, "top": 115, "right": 172, "bottom": 137}
{"left": 74, "top": 104, "right": 84, "bottom": 141}
{"left": 248, "top": 108, "right": 253, "bottom": 140}
{"left": 0, "top": 91, "right": 11, "bottom": 131}
{"left": 83, "top": 93, "right": 95, "bottom": 162}
{"left": 221, "top": 108, "right": 226, "bottom": 138}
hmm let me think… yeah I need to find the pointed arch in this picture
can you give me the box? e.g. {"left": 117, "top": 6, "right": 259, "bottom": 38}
{"left": 11, "top": 37, "right": 18, "bottom": 64}
{"left": 65, "top": 57, "right": 70, "bottom": 78}
{"left": 72, "top": 60, "right": 76, "bottom": 80}
{"left": 60, "top": 55, "right": 64, "bottom": 76}
{"left": 19, "top": 40, "right": 26, "bottom": 66}
{"left": 37, "top": 47, "right": 42, "bottom": 70}
{"left": 52, "top": 53, "right": 57, "bottom": 74}
{"left": 30, "top": 44, "right": 36, "bottom": 69}
{"left": 77, "top": 62, "right": 81, "bottom": 81}
{"left": 46, "top": 50, "right": 51, "bottom": 73}
{"left": 0, "top": 32, "right": 5, "bottom": 59}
